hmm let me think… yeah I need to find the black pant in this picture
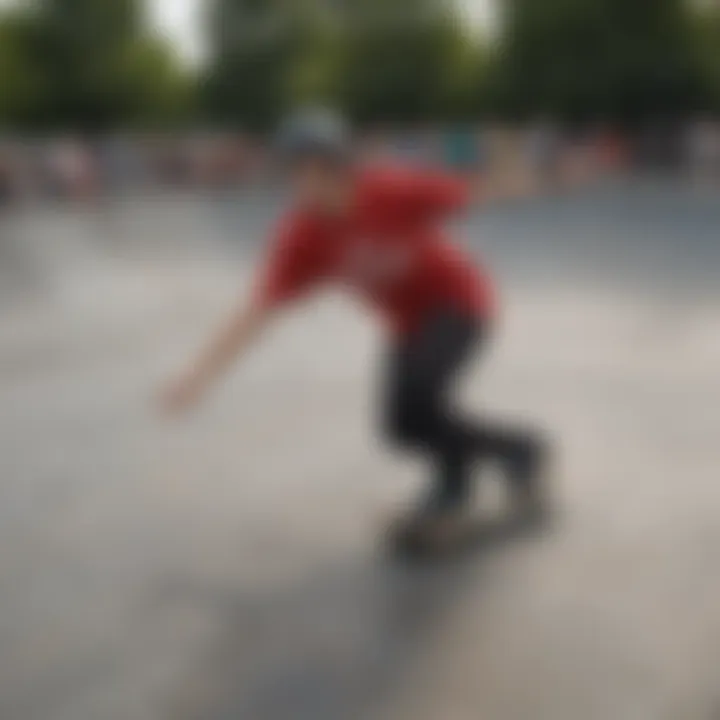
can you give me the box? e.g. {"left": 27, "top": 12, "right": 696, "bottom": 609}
{"left": 383, "top": 309, "right": 538, "bottom": 508}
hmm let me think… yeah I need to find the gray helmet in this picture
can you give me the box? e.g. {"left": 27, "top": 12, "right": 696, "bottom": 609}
{"left": 275, "top": 108, "right": 351, "bottom": 164}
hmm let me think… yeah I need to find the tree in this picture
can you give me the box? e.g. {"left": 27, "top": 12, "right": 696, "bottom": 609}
{"left": 122, "top": 35, "right": 195, "bottom": 126}
{"left": 202, "top": 0, "right": 309, "bottom": 130}
{"left": 0, "top": 0, "right": 194, "bottom": 131}
{"left": 0, "top": 9, "right": 42, "bottom": 127}
{"left": 335, "top": 0, "right": 472, "bottom": 124}
{"left": 492, "top": 0, "right": 704, "bottom": 123}
{"left": 28, "top": 0, "right": 145, "bottom": 129}
{"left": 201, "top": 0, "right": 490, "bottom": 129}
{"left": 286, "top": 3, "right": 340, "bottom": 108}
{"left": 693, "top": 2, "right": 720, "bottom": 111}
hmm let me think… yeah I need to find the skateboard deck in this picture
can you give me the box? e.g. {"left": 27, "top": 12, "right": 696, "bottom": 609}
{"left": 386, "top": 505, "right": 552, "bottom": 560}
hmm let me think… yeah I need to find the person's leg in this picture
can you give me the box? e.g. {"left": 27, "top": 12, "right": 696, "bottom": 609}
{"left": 384, "top": 309, "right": 545, "bottom": 516}
{"left": 384, "top": 310, "right": 477, "bottom": 511}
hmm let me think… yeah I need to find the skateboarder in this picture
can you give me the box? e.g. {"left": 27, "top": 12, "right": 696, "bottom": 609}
{"left": 160, "top": 110, "right": 549, "bottom": 550}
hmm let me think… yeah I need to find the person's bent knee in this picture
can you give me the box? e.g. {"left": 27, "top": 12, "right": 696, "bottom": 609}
{"left": 385, "top": 396, "right": 438, "bottom": 450}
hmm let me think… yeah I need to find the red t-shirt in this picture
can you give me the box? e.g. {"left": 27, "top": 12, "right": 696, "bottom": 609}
{"left": 255, "top": 165, "right": 495, "bottom": 336}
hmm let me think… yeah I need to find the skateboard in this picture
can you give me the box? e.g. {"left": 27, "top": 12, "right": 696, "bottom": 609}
{"left": 386, "top": 497, "right": 552, "bottom": 560}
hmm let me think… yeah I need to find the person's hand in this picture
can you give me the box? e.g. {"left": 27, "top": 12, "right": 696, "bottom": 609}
{"left": 155, "top": 295, "right": 270, "bottom": 417}
{"left": 158, "top": 372, "right": 205, "bottom": 416}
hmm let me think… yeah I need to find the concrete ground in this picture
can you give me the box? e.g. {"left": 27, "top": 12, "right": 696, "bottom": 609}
{"left": 1, "top": 179, "right": 719, "bottom": 720}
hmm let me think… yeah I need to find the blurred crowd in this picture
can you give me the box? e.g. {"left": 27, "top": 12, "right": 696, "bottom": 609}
{"left": 1, "top": 120, "right": 719, "bottom": 206}
{"left": 0, "top": 134, "right": 262, "bottom": 205}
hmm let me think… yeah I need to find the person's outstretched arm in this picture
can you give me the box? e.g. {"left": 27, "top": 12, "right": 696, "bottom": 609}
{"left": 159, "top": 214, "right": 320, "bottom": 416}
{"left": 390, "top": 166, "right": 536, "bottom": 222}
{"left": 159, "top": 298, "right": 274, "bottom": 415}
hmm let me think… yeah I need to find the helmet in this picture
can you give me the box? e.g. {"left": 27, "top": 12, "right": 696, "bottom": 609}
{"left": 275, "top": 108, "right": 351, "bottom": 164}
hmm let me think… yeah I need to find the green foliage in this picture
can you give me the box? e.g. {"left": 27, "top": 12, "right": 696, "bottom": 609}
{"left": 693, "top": 3, "right": 720, "bottom": 112}
{"left": 1, "top": 0, "right": 720, "bottom": 131}
{"left": 335, "top": 0, "right": 470, "bottom": 124}
{"left": 493, "top": 0, "right": 704, "bottom": 123}
{"left": 201, "top": 0, "right": 306, "bottom": 130}
{"left": 0, "top": 0, "right": 195, "bottom": 131}
{"left": 122, "top": 36, "right": 195, "bottom": 126}
{"left": 26, "top": 0, "right": 145, "bottom": 129}
{"left": 202, "top": 0, "right": 487, "bottom": 129}
{"left": 0, "top": 10, "right": 43, "bottom": 126}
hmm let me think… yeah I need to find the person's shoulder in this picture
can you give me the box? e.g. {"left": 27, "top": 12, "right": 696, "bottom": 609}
{"left": 357, "top": 162, "right": 417, "bottom": 188}
{"left": 355, "top": 162, "right": 423, "bottom": 203}
{"left": 273, "top": 206, "right": 327, "bottom": 251}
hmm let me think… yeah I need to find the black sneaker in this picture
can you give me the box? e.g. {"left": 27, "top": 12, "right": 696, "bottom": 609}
{"left": 508, "top": 436, "right": 553, "bottom": 526}
{"left": 389, "top": 483, "right": 471, "bottom": 554}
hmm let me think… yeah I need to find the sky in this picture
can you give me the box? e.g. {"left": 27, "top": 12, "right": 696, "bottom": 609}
{"left": 147, "top": 0, "right": 497, "bottom": 65}
{"left": 148, "top": 0, "right": 204, "bottom": 63}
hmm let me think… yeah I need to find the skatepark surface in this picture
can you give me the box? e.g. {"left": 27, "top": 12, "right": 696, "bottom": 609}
{"left": 1, "top": 179, "right": 719, "bottom": 720}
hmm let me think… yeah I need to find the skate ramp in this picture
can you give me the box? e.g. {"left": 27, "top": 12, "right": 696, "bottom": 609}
{"left": 1, "top": 180, "right": 719, "bottom": 720}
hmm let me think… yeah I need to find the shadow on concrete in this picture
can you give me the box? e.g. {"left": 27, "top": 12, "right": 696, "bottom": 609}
{"left": 165, "top": 516, "right": 542, "bottom": 720}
